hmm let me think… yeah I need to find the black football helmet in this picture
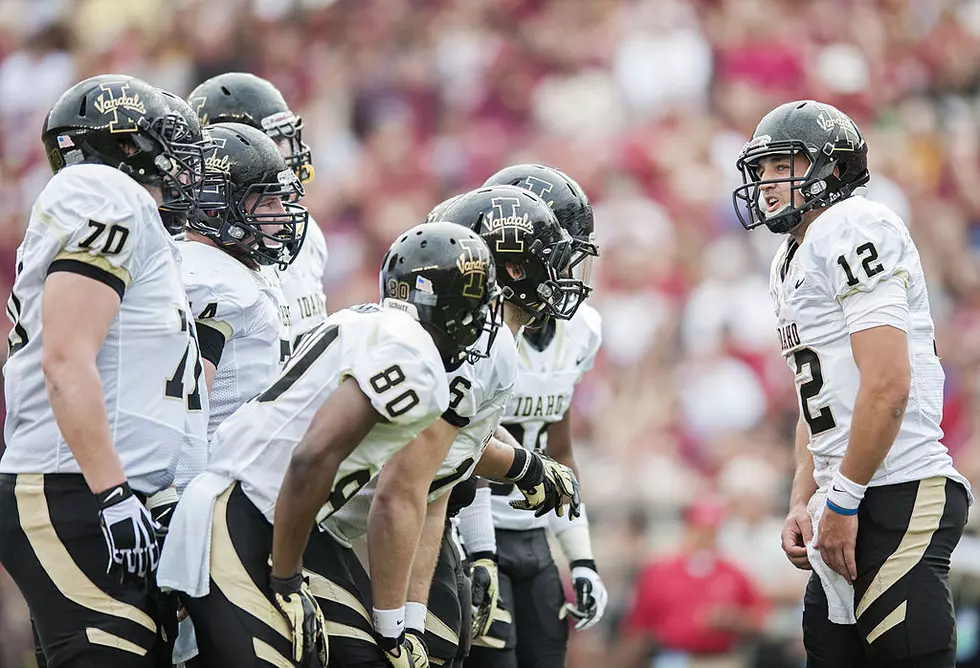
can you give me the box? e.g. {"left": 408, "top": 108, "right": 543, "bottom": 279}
{"left": 422, "top": 193, "right": 464, "bottom": 224}
{"left": 188, "top": 72, "right": 313, "bottom": 184}
{"left": 380, "top": 222, "right": 503, "bottom": 369}
{"left": 435, "top": 185, "right": 586, "bottom": 321}
{"left": 733, "top": 100, "right": 870, "bottom": 234}
{"left": 42, "top": 74, "right": 207, "bottom": 213}
{"left": 188, "top": 122, "right": 308, "bottom": 269}
{"left": 483, "top": 163, "right": 598, "bottom": 298}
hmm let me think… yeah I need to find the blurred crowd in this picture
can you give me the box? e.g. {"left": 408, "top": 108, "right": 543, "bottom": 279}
{"left": 2, "top": 0, "right": 980, "bottom": 666}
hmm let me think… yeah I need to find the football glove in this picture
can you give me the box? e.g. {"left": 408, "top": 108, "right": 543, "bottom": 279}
{"left": 146, "top": 487, "right": 179, "bottom": 542}
{"left": 559, "top": 562, "right": 608, "bottom": 631}
{"left": 469, "top": 552, "right": 500, "bottom": 638}
{"left": 269, "top": 573, "right": 328, "bottom": 667}
{"left": 511, "top": 453, "right": 581, "bottom": 519}
{"left": 97, "top": 482, "right": 161, "bottom": 585}
{"left": 380, "top": 630, "right": 428, "bottom": 668}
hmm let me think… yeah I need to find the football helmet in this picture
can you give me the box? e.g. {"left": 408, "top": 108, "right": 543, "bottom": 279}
{"left": 733, "top": 100, "right": 870, "bottom": 234}
{"left": 188, "top": 72, "right": 313, "bottom": 184}
{"left": 483, "top": 163, "right": 598, "bottom": 298}
{"left": 380, "top": 221, "right": 503, "bottom": 369}
{"left": 42, "top": 74, "right": 207, "bottom": 213}
{"left": 188, "top": 122, "right": 308, "bottom": 269}
{"left": 435, "top": 185, "right": 586, "bottom": 320}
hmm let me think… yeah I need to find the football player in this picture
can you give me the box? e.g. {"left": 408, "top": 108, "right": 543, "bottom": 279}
{"left": 0, "top": 75, "right": 209, "bottom": 667}
{"left": 733, "top": 100, "right": 972, "bottom": 668}
{"left": 188, "top": 72, "right": 328, "bottom": 347}
{"left": 463, "top": 164, "right": 606, "bottom": 668}
{"left": 313, "top": 185, "right": 586, "bottom": 668}
{"left": 157, "top": 222, "right": 500, "bottom": 667}
{"left": 172, "top": 121, "right": 304, "bottom": 489}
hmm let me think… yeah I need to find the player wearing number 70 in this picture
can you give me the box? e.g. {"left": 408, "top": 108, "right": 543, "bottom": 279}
{"left": 733, "top": 100, "right": 971, "bottom": 668}
{"left": 157, "top": 222, "right": 502, "bottom": 667}
{"left": 0, "top": 74, "right": 210, "bottom": 666}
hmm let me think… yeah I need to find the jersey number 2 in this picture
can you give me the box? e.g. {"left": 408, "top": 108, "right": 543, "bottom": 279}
{"left": 794, "top": 347, "right": 836, "bottom": 435}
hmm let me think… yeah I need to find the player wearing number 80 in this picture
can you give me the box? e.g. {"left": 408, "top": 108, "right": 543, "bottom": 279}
{"left": 0, "top": 75, "right": 209, "bottom": 667}
{"left": 734, "top": 100, "right": 971, "bottom": 668}
{"left": 157, "top": 222, "right": 501, "bottom": 667}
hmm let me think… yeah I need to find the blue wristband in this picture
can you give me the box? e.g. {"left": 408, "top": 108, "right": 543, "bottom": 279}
{"left": 826, "top": 499, "right": 859, "bottom": 516}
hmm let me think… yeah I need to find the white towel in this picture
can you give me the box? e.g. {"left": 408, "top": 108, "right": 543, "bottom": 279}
{"left": 157, "top": 471, "right": 234, "bottom": 598}
{"left": 806, "top": 488, "right": 857, "bottom": 624}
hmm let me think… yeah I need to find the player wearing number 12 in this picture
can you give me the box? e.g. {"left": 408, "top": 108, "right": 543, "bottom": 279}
{"left": 0, "top": 75, "right": 209, "bottom": 667}
{"left": 733, "top": 100, "right": 972, "bottom": 668}
{"left": 157, "top": 222, "right": 502, "bottom": 667}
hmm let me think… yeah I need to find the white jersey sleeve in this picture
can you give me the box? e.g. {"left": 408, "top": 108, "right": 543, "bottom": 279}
{"left": 1, "top": 164, "right": 209, "bottom": 494}
{"left": 819, "top": 214, "right": 913, "bottom": 334}
{"left": 35, "top": 165, "right": 145, "bottom": 294}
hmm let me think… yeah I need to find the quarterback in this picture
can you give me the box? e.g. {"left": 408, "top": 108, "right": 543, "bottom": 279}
{"left": 733, "top": 100, "right": 971, "bottom": 668}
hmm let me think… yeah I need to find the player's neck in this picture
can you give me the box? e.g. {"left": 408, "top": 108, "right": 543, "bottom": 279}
{"left": 788, "top": 208, "right": 824, "bottom": 244}
{"left": 502, "top": 302, "right": 532, "bottom": 336}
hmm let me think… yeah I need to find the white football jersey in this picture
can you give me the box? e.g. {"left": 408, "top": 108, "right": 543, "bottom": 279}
{"left": 769, "top": 195, "right": 970, "bottom": 496}
{"left": 205, "top": 304, "right": 449, "bottom": 525}
{"left": 0, "top": 164, "right": 208, "bottom": 494}
{"left": 173, "top": 241, "right": 288, "bottom": 490}
{"left": 323, "top": 324, "right": 519, "bottom": 544}
{"left": 492, "top": 304, "right": 602, "bottom": 531}
{"left": 178, "top": 240, "right": 289, "bottom": 436}
{"left": 278, "top": 218, "right": 327, "bottom": 346}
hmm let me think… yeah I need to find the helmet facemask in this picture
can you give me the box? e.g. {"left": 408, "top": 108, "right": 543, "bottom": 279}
{"left": 198, "top": 168, "right": 309, "bottom": 270}
{"left": 733, "top": 138, "right": 865, "bottom": 235}
{"left": 137, "top": 111, "right": 208, "bottom": 213}
{"left": 262, "top": 111, "right": 313, "bottom": 186}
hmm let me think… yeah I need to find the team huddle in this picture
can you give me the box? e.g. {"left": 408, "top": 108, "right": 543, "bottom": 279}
{"left": 0, "top": 72, "right": 606, "bottom": 668}
{"left": 0, "top": 71, "right": 973, "bottom": 668}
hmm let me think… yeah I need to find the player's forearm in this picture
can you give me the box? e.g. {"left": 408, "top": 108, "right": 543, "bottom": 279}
{"left": 368, "top": 477, "right": 429, "bottom": 609}
{"left": 473, "top": 436, "right": 519, "bottom": 479}
{"left": 789, "top": 418, "right": 817, "bottom": 509}
{"left": 44, "top": 358, "right": 125, "bottom": 493}
{"left": 839, "top": 376, "right": 909, "bottom": 485}
{"left": 272, "top": 451, "right": 344, "bottom": 578}
{"left": 406, "top": 495, "right": 450, "bottom": 604}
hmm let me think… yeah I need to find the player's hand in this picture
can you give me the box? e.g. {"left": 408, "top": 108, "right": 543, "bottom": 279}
{"left": 469, "top": 552, "right": 500, "bottom": 638}
{"left": 560, "top": 563, "right": 608, "bottom": 631}
{"left": 380, "top": 631, "right": 428, "bottom": 668}
{"left": 815, "top": 506, "right": 858, "bottom": 582}
{"left": 146, "top": 487, "right": 179, "bottom": 542}
{"left": 269, "top": 573, "right": 328, "bottom": 667}
{"left": 97, "top": 482, "right": 161, "bottom": 585}
{"left": 510, "top": 453, "right": 581, "bottom": 519}
{"left": 781, "top": 505, "right": 813, "bottom": 571}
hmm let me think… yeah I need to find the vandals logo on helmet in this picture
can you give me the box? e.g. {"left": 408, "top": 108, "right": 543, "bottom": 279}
{"left": 457, "top": 238, "right": 489, "bottom": 299}
{"left": 521, "top": 175, "right": 555, "bottom": 206}
{"left": 815, "top": 108, "right": 861, "bottom": 150}
{"left": 94, "top": 82, "right": 147, "bottom": 134}
{"left": 204, "top": 136, "right": 231, "bottom": 173}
